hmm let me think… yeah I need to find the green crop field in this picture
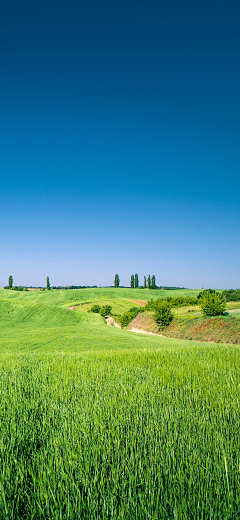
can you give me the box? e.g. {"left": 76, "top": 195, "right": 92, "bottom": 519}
{"left": 0, "top": 288, "right": 239, "bottom": 519}
{"left": 0, "top": 287, "right": 200, "bottom": 307}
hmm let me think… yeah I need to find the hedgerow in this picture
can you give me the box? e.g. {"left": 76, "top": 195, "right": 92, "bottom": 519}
{"left": 222, "top": 289, "right": 240, "bottom": 302}
{"left": 145, "top": 296, "right": 198, "bottom": 311}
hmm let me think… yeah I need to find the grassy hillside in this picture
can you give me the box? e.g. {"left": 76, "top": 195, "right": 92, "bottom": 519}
{"left": 0, "top": 287, "right": 200, "bottom": 308}
{"left": 0, "top": 289, "right": 239, "bottom": 518}
{"left": 163, "top": 315, "right": 240, "bottom": 344}
{"left": 0, "top": 297, "right": 87, "bottom": 328}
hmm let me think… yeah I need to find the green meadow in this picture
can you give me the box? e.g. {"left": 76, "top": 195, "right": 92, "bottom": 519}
{"left": 0, "top": 288, "right": 239, "bottom": 519}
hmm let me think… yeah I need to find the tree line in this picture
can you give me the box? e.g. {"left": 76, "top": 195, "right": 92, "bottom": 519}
{"left": 132, "top": 274, "right": 157, "bottom": 289}
{"left": 4, "top": 276, "right": 52, "bottom": 291}
{"left": 114, "top": 274, "right": 157, "bottom": 289}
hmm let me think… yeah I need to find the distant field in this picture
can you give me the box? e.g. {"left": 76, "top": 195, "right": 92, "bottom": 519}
{"left": 0, "top": 286, "right": 200, "bottom": 307}
{"left": 72, "top": 298, "right": 148, "bottom": 316}
{"left": 0, "top": 288, "right": 239, "bottom": 518}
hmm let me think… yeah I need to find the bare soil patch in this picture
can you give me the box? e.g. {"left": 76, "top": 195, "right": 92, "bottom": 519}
{"left": 106, "top": 317, "right": 121, "bottom": 328}
{"left": 128, "top": 299, "right": 147, "bottom": 307}
{"left": 127, "top": 312, "right": 159, "bottom": 334}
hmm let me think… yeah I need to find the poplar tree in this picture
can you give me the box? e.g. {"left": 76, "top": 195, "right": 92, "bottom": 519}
{"left": 134, "top": 274, "right": 139, "bottom": 288}
{"left": 130, "top": 275, "right": 134, "bottom": 288}
{"left": 144, "top": 276, "right": 147, "bottom": 289}
{"left": 114, "top": 274, "right": 120, "bottom": 287}
{"left": 147, "top": 275, "right": 151, "bottom": 289}
{"left": 151, "top": 275, "right": 156, "bottom": 289}
{"left": 46, "top": 277, "right": 50, "bottom": 290}
{"left": 8, "top": 276, "right": 13, "bottom": 289}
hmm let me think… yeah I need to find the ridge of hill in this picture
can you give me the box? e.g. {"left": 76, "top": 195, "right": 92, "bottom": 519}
{"left": 0, "top": 287, "right": 200, "bottom": 308}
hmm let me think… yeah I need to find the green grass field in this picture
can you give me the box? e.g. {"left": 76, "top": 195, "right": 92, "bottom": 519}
{"left": 0, "top": 287, "right": 200, "bottom": 307}
{"left": 0, "top": 288, "right": 239, "bottom": 519}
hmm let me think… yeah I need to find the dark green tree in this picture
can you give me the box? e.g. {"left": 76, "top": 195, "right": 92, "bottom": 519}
{"left": 200, "top": 292, "right": 226, "bottom": 316}
{"left": 46, "top": 276, "right": 50, "bottom": 291}
{"left": 151, "top": 275, "right": 156, "bottom": 289}
{"left": 144, "top": 276, "right": 147, "bottom": 289}
{"left": 130, "top": 275, "right": 134, "bottom": 288}
{"left": 153, "top": 301, "right": 173, "bottom": 331}
{"left": 8, "top": 276, "right": 13, "bottom": 289}
{"left": 197, "top": 289, "right": 216, "bottom": 300}
{"left": 100, "top": 305, "right": 112, "bottom": 317}
{"left": 147, "top": 275, "right": 151, "bottom": 289}
{"left": 114, "top": 274, "right": 120, "bottom": 288}
{"left": 91, "top": 304, "right": 101, "bottom": 313}
{"left": 134, "top": 274, "right": 139, "bottom": 288}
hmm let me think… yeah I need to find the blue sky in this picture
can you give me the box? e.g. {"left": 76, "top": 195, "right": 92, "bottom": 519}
{"left": 1, "top": 0, "right": 239, "bottom": 288}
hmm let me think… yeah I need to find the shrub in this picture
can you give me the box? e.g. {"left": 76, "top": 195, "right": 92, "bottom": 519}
{"left": 119, "top": 308, "right": 140, "bottom": 328}
{"left": 145, "top": 297, "right": 198, "bottom": 311}
{"left": 222, "top": 289, "right": 240, "bottom": 302}
{"left": 145, "top": 299, "right": 156, "bottom": 310}
{"left": 91, "top": 304, "right": 101, "bottom": 313}
{"left": 100, "top": 305, "right": 112, "bottom": 317}
{"left": 153, "top": 301, "right": 173, "bottom": 331}
{"left": 200, "top": 292, "right": 226, "bottom": 316}
{"left": 166, "top": 296, "right": 198, "bottom": 307}
{"left": 197, "top": 289, "right": 216, "bottom": 300}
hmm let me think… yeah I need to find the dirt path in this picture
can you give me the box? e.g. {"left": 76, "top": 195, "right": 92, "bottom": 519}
{"left": 105, "top": 317, "right": 121, "bottom": 328}
{"left": 127, "top": 327, "right": 163, "bottom": 336}
{"left": 106, "top": 318, "right": 162, "bottom": 336}
{"left": 67, "top": 306, "right": 161, "bottom": 336}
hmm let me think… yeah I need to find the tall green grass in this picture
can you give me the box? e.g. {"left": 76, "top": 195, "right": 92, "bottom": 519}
{"left": 0, "top": 290, "right": 239, "bottom": 518}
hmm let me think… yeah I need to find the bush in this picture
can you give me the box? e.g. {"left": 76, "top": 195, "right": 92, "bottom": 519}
{"left": 197, "top": 289, "right": 216, "bottom": 300}
{"left": 222, "top": 289, "right": 240, "bottom": 302}
{"left": 153, "top": 302, "right": 173, "bottom": 331}
{"left": 3, "top": 286, "right": 9, "bottom": 289}
{"left": 165, "top": 296, "right": 198, "bottom": 307}
{"left": 145, "top": 297, "right": 198, "bottom": 311}
{"left": 119, "top": 309, "right": 140, "bottom": 328}
{"left": 200, "top": 292, "right": 226, "bottom": 316}
{"left": 145, "top": 299, "right": 156, "bottom": 310}
{"left": 100, "top": 305, "right": 112, "bottom": 317}
{"left": 91, "top": 304, "right": 101, "bottom": 313}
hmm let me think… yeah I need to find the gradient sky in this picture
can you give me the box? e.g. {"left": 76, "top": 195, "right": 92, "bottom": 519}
{"left": 1, "top": 0, "right": 240, "bottom": 288}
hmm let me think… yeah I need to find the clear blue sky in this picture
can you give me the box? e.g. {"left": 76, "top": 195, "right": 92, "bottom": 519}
{"left": 1, "top": 0, "right": 239, "bottom": 288}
